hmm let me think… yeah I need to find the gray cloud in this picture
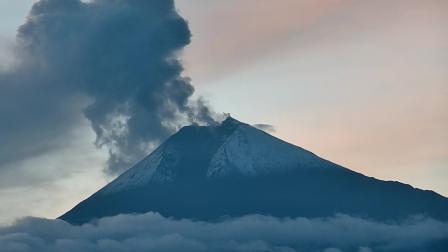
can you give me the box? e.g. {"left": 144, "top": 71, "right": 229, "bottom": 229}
{"left": 252, "top": 124, "right": 276, "bottom": 133}
{"left": 0, "top": 0, "right": 216, "bottom": 175}
{"left": 1, "top": 212, "right": 447, "bottom": 252}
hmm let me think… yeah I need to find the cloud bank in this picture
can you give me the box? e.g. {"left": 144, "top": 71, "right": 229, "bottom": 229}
{"left": 1, "top": 212, "right": 447, "bottom": 252}
{"left": 0, "top": 0, "right": 215, "bottom": 175}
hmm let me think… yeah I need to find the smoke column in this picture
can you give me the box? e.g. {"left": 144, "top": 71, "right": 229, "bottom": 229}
{"left": 0, "top": 0, "right": 215, "bottom": 174}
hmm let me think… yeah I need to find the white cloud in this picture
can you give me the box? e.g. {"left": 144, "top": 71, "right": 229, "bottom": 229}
{"left": 1, "top": 212, "right": 447, "bottom": 252}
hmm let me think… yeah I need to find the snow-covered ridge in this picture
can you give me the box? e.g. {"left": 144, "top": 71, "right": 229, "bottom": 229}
{"left": 207, "top": 124, "right": 324, "bottom": 177}
{"left": 100, "top": 117, "right": 328, "bottom": 194}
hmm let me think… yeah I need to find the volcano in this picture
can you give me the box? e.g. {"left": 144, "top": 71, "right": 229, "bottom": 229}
{"left": 60, "top": 117, "right": 448, "bottom": 224}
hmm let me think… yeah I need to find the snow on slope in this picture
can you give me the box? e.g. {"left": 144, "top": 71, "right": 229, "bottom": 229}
{"left": 207, "top": 124, "right": 325, "bottom": 177}
{"left": 100, "top": 145, "right": 179, "bottom": 194}
{"left": 100, "top": 117, "right": 329, "bottom": 194}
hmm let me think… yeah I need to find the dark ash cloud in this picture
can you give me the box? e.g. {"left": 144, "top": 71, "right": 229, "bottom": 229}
{"left": 0, "top": 0, "right": 216, "bottom": 175}
{"left": 1, "top": 212, "right": 447, "bottom": 252}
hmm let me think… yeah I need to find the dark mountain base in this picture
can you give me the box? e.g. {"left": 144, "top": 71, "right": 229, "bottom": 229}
{"left": 60, "top": 166, "right": 448, "bottom": 225}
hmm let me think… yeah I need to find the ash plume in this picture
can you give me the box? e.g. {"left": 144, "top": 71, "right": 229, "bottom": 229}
{"left": 0, "top": 0, "right": 216, "bottom": 174}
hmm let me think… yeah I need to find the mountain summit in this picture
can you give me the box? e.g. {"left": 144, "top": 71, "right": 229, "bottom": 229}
{"left": 100, "top": 117, "right": 331, "bottom": 194}
{"left": 60, "top": 117, "right": 448, "bottom": 224}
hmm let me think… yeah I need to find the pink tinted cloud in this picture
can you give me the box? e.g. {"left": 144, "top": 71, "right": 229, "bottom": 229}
{"left": 177, "top": 0, "right": 448, "bottom": 195}
{"left": 177, "top": 0, "right": 350, "bottom": 83}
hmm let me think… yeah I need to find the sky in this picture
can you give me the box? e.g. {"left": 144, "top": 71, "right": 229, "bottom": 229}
{"left": 0, "top": 0, "right": 447, "bottom": 226}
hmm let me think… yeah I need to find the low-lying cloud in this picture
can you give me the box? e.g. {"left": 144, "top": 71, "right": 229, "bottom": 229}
{"left": 1, "top": 212, "right": 447, "bottom": 252}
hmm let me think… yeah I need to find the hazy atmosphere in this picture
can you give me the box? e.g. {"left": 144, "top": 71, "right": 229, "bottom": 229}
{"left": 0, "top": 2, "right": 447, "bottom": 251}
{"left": 1, "top": 0, "right": 446, "bottom": 225}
